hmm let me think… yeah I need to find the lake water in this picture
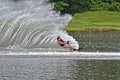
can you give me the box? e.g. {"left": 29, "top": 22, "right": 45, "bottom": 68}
{"left": 0, "top": 57, "right": 120, "bottom": 80}
{"left": 0, "top": 31, "right": 120, "bottom": 80}
{"left": 69, "top": 31, "right": 120, "bottom": 52}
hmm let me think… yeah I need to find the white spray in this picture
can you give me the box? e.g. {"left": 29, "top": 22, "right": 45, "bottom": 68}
{"left": 0, "top": 0, "right": 79, "bottom": 50}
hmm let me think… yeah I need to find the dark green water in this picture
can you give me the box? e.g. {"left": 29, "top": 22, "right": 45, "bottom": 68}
{"left": 69, "top": 31, "right": 120, "bottom": 52}
{"left": 0, "top": 58, "right": 119, "bottom": 80}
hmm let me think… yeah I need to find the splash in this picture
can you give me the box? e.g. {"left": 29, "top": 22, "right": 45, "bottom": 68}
{"left": 0, "top": 0, "right": 79, "bottom": 50}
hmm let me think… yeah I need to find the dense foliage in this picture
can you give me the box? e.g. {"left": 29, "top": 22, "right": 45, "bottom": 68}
{"left": 49, "top": 0, "right": 120, "bottom": 15}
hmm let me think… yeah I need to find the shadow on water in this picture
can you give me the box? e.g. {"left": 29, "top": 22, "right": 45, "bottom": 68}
{"left": 68, "top": 31, "right": 120, "bottom": 52}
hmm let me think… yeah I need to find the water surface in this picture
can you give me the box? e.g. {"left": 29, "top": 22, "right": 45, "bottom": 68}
{"left": 69, "top": 31, "right": 120, "bottom": 52}
{"left": 0, "top": 58, "right": 119, "bottom": 80}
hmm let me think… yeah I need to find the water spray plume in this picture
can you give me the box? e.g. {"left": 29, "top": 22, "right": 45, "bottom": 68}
{"left": 0, "top": 0, "right": 79, "bottom": 50}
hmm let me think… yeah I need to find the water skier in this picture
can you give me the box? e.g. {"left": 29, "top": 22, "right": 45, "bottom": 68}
{"left": 57, "top": 36, "right": 76, "bottom": 51}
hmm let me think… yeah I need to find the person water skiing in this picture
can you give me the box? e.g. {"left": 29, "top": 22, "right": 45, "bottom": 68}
{"left": 57, "top": 36, "right": 76, "bottom": 51}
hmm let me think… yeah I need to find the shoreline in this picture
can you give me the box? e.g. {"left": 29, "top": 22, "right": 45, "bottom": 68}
{"left": 66, "top": 28, "right": 120, "bottom": 34}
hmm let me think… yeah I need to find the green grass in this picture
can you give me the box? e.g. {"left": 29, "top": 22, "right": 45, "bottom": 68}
{"left": 65, "top": 11, "right": 120, "bottom": 31}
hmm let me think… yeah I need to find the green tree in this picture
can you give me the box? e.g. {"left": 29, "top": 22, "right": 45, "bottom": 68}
{"left": 108, "top": 1, "right": 120, "bottom": 11}
{"left": 89, "top": 0, "right": 110, "bottom": 11}
{"left": 116, "top": 0, "right": 120, "bottom": 3}
{"left": 54, "top": 1, "right": 69, "bottom": 11}
{"left": 49, "top": 0, "right": 89, "bottom": 15}
{"left": 49, "top": 0, "right": 120, "bottom": 14}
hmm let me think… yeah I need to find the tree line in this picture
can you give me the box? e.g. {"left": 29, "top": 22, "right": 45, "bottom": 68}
{"left": 49, "top": 0, "right": 120, "bottom": 15}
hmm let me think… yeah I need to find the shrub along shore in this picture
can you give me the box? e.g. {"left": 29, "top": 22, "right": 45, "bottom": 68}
{"left": 65, "top": 11, "right": 120, "bottom": 32}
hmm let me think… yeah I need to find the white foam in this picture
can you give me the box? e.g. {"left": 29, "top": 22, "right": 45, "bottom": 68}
{"left": 0, "top": 51, "right": 120, "bottom": 60}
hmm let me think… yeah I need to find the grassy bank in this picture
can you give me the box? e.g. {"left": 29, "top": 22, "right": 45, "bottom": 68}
{"left": 65, "top": 11, "right": 120, "bottom": 31}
